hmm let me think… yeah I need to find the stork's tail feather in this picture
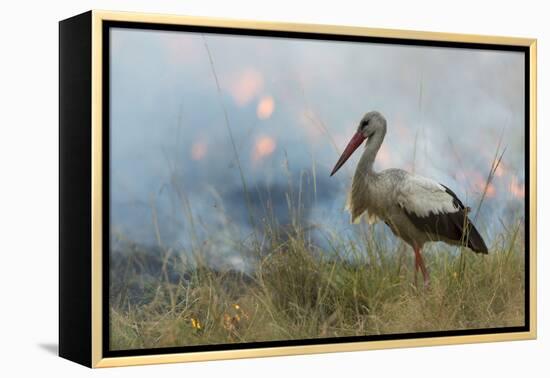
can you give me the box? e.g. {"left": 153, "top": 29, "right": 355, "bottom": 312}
{"left": 465, "top": 219, "right": 488, "bottom": 254}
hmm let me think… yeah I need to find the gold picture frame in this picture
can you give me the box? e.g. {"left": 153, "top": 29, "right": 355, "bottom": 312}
{"left": 59, "top": 10, "right": 537, "bottom": 368}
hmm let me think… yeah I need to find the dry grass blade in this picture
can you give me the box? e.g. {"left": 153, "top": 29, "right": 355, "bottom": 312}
{"left": 202, "top": 35, "right": 258, "bottom": 245}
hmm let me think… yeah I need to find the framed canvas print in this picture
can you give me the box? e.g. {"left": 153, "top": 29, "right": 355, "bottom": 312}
{"left": 59, "top": 10, "right": 537, "bottom": 368}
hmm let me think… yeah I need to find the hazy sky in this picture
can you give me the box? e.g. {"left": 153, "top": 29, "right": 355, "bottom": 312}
{"left": 109, "top": 27, "right": 525, "bottom": 258}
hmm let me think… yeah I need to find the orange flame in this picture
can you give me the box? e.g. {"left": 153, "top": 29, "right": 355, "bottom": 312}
{"left": 510, "top": 176, "right": 525, "bottom": 198}
{"left": 252, "top": 136, "right": 276, "bottom": 162}
{"left": 191, "top": 141, "right": 207, "bottom": 161}
{"left": 471, "top": 171, "right": 496, "bottom": 198}
{"left": 257, "top": 95, "right": 275, "bottom": 120}
{"left": 485, "top": 183, "right": 496, "bottom": 198}
{"left": 229, "top": 68, "right": 264, "bottom": 106}
{"left": 493, "top": 161, "right": 505, "bottom": 177}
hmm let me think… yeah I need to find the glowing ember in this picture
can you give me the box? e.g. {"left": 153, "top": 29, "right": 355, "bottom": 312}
{"left": 191, "top": 141, "right": 207, "bottom": 161}
{"left": 510, "top": 176, "right": 525, "bottom": 198}
{"left": 257, "top": 95, "right": 275, "bottom": 120}
{"left": 229, "top": 68, "right": 264, "bottom": 106}
{"left": 471, "top": 172, "right": 496, "bottom": 198}
{"left": 485, "top": 183, "right": 497, "bottom": 198}
{"left": 252, "top": 136, "right": 276, "bottom": 162}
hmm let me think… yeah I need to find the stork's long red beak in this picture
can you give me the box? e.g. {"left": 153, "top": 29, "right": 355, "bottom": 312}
{"left": 330, "top": 131, "right": 366, "bottom": 176}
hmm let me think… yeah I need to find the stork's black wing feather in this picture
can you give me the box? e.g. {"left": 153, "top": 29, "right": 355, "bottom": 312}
{"left": 440, "top": 183, "right": 466, "bottom": 210}
{"left": 405, "top": 209, "right": 488, "bottom": 254}
{"left": 404, "top": 183, "right": 488, "bottom": 254}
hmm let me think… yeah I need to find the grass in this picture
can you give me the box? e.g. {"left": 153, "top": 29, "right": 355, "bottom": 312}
{"left": 109, "top": 217, "right": 525, "bottom": 351}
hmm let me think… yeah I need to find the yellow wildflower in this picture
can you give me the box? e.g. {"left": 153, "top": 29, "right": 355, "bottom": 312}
{"left": 191, "top": 318, "right": 202, "bottom": 329}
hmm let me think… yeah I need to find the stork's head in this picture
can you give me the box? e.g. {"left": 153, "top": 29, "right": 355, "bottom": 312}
{"left": 330, "top": 111, "right": 387, "bottom": 176}
{"left": 358, "top": 111, "right": 387, "bottom": 138}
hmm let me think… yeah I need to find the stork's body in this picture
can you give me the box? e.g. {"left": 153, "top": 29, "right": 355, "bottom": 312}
{"left": 331, "top": 111, "right": 488, "bottom": 286}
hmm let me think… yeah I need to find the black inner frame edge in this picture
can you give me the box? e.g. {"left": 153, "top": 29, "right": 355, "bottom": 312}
{"left": 101, "top": 20, "right": 531, "bottom": 359}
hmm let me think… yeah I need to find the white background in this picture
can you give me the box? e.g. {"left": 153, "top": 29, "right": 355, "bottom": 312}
{"left": 0, "top": 0, "right": 547, "bottom": 376}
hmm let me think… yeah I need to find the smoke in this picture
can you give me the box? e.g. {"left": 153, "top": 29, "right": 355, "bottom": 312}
{"left": 109, "top": 27, "right": 526, "bottom": 253}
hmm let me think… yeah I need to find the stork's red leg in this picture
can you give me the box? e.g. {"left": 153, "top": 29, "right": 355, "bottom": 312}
{"left": 413, "top": 248, "right": 420, "bottom": 286}
{"left": 413, "top": 246, "right": 430, "bottom": 287}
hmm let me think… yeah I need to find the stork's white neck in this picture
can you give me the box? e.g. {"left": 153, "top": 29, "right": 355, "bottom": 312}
{"left": 357, "top": 128, "right": 386, "bottom": 176}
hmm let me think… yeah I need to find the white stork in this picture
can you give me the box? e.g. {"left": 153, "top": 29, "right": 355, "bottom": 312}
{"left": 330, "top": 111, "right": 488, "bottom": 286}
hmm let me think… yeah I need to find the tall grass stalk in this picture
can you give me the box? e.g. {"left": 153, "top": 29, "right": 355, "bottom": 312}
{"left": 202, "top": 35, "right": 258, "bottom": 247}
